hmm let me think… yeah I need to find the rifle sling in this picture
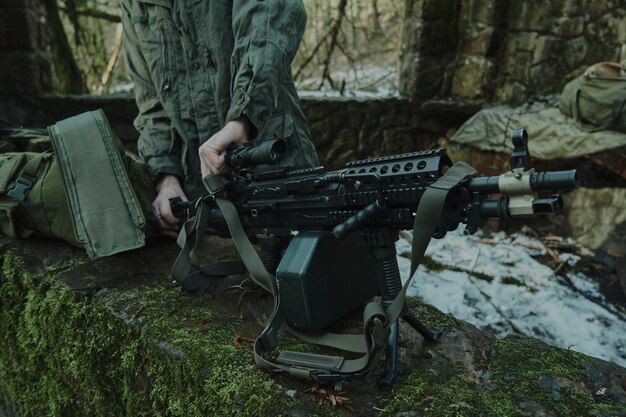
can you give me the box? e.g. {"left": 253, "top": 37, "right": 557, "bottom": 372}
{"left": 171, "top": 197, "right": 246, "bottom": 291}
{"left": 172, "top": 161, "right": 475, "bottom": 381}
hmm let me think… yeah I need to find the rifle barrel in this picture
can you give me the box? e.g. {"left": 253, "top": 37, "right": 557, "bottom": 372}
{"left": 466, "top": 169, "right": 578, "bottom": 193}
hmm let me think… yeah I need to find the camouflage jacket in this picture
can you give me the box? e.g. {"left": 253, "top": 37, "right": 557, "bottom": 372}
{"left": 120, "top": 0, "right": 319, "bottom": 197}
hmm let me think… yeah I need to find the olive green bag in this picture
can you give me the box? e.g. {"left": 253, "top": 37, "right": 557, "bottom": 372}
{"left": 559, "top": 62, "right": 626, "bottom": 133}
{"left": 0, "top": 110, "right": 157, "bottom": 258}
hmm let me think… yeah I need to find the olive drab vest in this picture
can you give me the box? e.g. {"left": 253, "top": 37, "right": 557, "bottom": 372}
{"left": 120, "top": 0, "right": 320, "bottom": 198}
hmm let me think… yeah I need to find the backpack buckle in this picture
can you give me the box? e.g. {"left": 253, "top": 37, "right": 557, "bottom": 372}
{"left": 7, "top": 175, "right": 34, "bottom": 201}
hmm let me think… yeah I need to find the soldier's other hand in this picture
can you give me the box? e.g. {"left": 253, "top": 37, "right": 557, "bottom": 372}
{"left": 199, "top": 117, "right": 251, "bottom": 176}
{"left": 153, "top": 174, "right": 188, "bottom": 239}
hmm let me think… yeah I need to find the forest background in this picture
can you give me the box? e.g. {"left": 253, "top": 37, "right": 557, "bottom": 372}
{"left": 54, "top": 0, "right": 402, "bottom": 96}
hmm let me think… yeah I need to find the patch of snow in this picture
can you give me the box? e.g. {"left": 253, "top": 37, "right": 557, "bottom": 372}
{"left": 397, "top": 229, "right": 626, "bottom": 367}
{"left": 298, "top": 89, "right": 399, "bottom": 99}
{"left": 296, "top": 63, "right": 399, "bottom": 98}
{"left": 568, "top": 272, "right": 605, "bottom": 300}
{"left": 109, "top": 81, "right": 134, "bottom": 94}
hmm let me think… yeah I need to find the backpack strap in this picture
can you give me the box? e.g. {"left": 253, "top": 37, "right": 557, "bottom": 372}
{"left": 6, "top": 152, "right": 46, "bottom": 201}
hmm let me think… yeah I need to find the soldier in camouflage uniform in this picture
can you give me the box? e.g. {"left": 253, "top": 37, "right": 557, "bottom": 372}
{"left": 120, "top": 0, "right": 319, "bottom": 237}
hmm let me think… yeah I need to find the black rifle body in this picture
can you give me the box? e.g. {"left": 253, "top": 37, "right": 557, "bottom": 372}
{"left": 172, "top": 136, "right": 578, "bottom": 385}
{"left": 196, "top": 148, "right": 575, "bottom": 240}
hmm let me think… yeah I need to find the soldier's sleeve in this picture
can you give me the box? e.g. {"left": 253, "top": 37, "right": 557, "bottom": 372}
{"left": 226, "top": 0, "right": 307, "bottom": 133}
{"left": 120, "top": 0, "right": 183, "bottom": 182}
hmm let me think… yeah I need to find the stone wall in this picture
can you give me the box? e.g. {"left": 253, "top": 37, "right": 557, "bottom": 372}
{"left": 399, "top": 0, "right": 626, "bottom": 104}
{"left": 0, "top": 95, "right": 478, "bottom": 170}
{"left": 0, "top": 0, "right": 83, "bottom": 95}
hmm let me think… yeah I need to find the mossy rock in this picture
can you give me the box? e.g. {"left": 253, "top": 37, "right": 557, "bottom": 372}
{"left": 1, "top": 237, "right": 625, "bottom": 417}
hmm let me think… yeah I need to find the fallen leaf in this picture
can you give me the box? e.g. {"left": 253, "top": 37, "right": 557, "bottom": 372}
{"left": 232, "top": 335, "right": 255, "bottom": 349}
{"left": 306, "top": 384, "right": 354, "bottom": 412}
{"left": 196, "top": 318, "right": 209, "bottom": 333}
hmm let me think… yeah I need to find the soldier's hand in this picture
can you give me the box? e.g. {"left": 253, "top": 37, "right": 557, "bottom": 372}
{"left": 153, "top": 174, "right": 188, "bottom": 238}
{"left": 199, "top": 117, "right": 251, "bottom": 176}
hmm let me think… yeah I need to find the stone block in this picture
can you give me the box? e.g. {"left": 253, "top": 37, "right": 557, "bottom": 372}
{"left": 513, "top": 32, "right": 539, "bottom": 53}
{"left": 550, "top": 16, "right": 584, "bottom": 37}
{"left": 561, "top": 36, "right": 589, "bottom": 68}
{"left": 413, "top": 58, "right": 449, "bottom": 98}
{"left": 419, "top": 20, "right": 459, "bottom": 56}
{"left": 586, "top": 14, "right": 623, "bottom": 44}
{"left": 507, "top": 0, "right": 564, "bottom": 32}
{"left": 528, "top": 63, "right": 561, "bottom": 93}
{"left": 532, "top": 35, "right": 561, "bottom": 65}
{"left": 459, "top": 0, "right": 496, "bottom": 30}
{"left": 461, "top": 28, "right": 495, "bottom": 56}
{"left": 584, "top": 43, "right": 622, "bottom": 66}
{"left": 588, "top": 0, "right": 625, "bottom": 20}
{"left": 506, "top": 51, "right": 531, "bottom": 84}
{"left": 451, "top": 56, "right": 495, "bottom": 100}
{"left": 0, "top": 51, "right": 39, "bottom": 95}
{"left": 422, "top": 0, "right": 459, "bottom": 21}
{"left": 494, "top": 80, "right": 528, "bottom": 104}
{"left": 0, "top": 7, "right": 31, "bottom": 51}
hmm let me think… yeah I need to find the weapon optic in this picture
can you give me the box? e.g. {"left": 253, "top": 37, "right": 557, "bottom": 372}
{"left": 171, "top": 129, "right": 578, "bottom": 385}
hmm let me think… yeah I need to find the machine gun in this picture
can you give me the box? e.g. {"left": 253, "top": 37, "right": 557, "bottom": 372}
{"left": 171, "top": 129, "right": 579, "bottom": 385}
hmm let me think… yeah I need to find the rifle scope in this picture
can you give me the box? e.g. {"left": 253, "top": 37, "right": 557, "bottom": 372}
{"left": 466, "top": 169, "right": 579, "bottom": 193}
{"left": 227, "top": 139, "right": 286, "bottom": 170}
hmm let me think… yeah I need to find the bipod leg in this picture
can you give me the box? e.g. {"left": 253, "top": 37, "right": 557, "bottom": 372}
{"left": 367, "top": 235, "right": 444, "bottom": 385}
{"left": 378, "top": 320, "right": 398, "bottom": 386}
{"left": 401, "top": 313, "right": 443, "bottom": 342}
{"left": 370, "top": 242, "right": 402, "bottom": 386}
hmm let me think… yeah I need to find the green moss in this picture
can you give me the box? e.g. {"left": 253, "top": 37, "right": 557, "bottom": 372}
{"left": 500, "top": 276, "right": 525, "bottom": 287}
{"left": 378, "top": 359, "right": 522, "bottom": 417}
{"left": 217, "top": 249, "right": 242, "bottom": 262}
{"left": 406, "top": 298, "right": 460, "bottom": 332}
{"left": 379, "top": 361, "right": 482, "bottom": 417}
{"left": 484, "top": 335, "right": 626, "bottom": 417}
{"left": 420, "top": 255, "right": 494, "bottom": 283}
{"left": 378, "top": 332, "right": 626, "bottom": 417}
{"left": 476, "top": 392, "right": 522, "bottom": 417}
{"left": 421, "top": 254, "right": 448, "bottom": 272}
{"left": 3, "top": 246, "right": 625, "bottom": 417}
{"left": 0, "top": 251, "right": 297, "bottom": 417}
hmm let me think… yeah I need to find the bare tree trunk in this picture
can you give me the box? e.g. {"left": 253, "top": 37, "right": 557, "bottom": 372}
{"left": 319, "top": 0, "right": 349, "bottom": 89}
{"left": 43, "top": 0, "right": 86, "bottom": 93}
{"left": 371, "top": 0, "right": 382, "bottom": 34}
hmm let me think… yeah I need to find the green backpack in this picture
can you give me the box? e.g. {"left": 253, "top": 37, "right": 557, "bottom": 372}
{"left": 0, "top": 110, "right": 158, "bottom": 258}
{"left": 559, "top": 62, "right": 626, "bottom": 133}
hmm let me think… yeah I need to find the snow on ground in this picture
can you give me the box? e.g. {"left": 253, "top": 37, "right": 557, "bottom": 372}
{"left": 397, "top": 229, "right": 626, "bottom": 367}
{"left": 296, "top": 63, "right": 399, "bottom": 98}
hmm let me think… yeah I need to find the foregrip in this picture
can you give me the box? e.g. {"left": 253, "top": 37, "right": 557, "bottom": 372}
{"left": 332, "top": 200, "right": 384, "bottom": 239}
{"left": 372, "top": 245, "right": 404, "bottom": 305}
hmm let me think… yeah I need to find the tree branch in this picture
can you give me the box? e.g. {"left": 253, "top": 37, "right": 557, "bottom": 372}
{"left": 59, "top": 7, "right": 121, "bottom": 23}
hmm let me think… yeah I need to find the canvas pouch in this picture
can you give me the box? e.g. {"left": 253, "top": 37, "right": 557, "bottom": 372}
{"left": 0, "top": 110, "right": 158, "bottom": 258}
{"left": 559, "top": 61, "right": 626, "bottom": 133}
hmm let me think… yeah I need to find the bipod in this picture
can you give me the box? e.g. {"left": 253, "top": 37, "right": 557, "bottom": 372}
{"left": 367, "top": 232, "right": 443, "bottom": 386}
